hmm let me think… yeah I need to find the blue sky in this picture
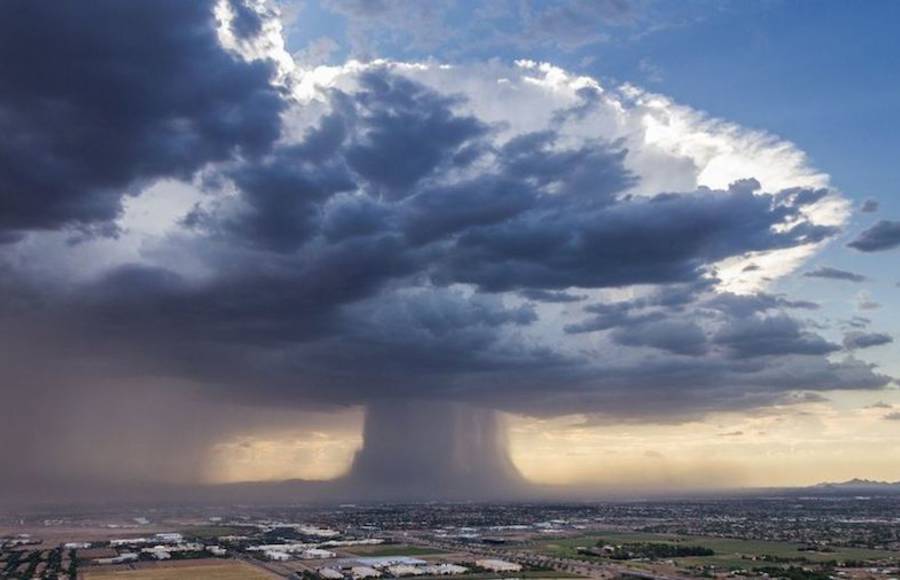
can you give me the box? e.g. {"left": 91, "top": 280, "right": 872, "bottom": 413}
{"left": 283, "top": 1, "right": 900, "bottom": 214}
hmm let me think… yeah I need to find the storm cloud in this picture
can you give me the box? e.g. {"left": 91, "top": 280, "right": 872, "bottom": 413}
{"left": 848, "top": 220, "right": 900, "bottom": 252}
{"left": 0, "top": 3, "right": 892, "bottom": 500}
{"left": 843, "top": 331, "right": 894, "bottom": 350}
{"left": 0, "top": 0, "right": 284, "bottom": 241}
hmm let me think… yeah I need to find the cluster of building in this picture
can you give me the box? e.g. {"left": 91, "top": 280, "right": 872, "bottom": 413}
{"left": 474, "top": 558, "right": 523, "bottom": 573}
{"left": 317, "top": 556, "right": 476, "bottom": 579}
{"left": 109, "top": 532, "right": 184, "bottom": 547}
{"left": 249, "top": 543, "right": 337, "bottom": 561}
{"left": 251, "top": 523, "right": 342, "bottom": 538}
{"left": 99, "top": 531, "right": 227, "bottom": 563}
{"left": 226, "top": 534, "right": 384, "bottom": 561}
{"left": 95, "top": 552, "right": 139, "bottom": 565}
{"left": 0, "top": 534, "right": 40, "bottom": 549}
{"left": 314, "top": 556, "right": 522, "bottom": 579}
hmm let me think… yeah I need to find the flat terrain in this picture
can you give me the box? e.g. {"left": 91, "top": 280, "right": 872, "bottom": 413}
{"left": 343, "top": 544, "right": 449, "bottom": 556}
{"left": 82, "top": 561, "right": 278, "bottom": 580}
{"left": 179, "top": 525, "right": 258, "bottom": 540}
{"left": 0, "top": 525, "right": 171, "bottom": 546}
{"left": 538, "top": 531, "right": 900, "bottom": 569}
{"left": 443, "top": 574, "right": 580, "bottom": 579}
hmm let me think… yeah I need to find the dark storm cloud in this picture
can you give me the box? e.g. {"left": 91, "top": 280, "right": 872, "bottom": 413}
{"left": 495, "top": 130, "right": 635, "bottom": 202}
{"left": 300, "top": 290, "right": 550, "bottom": 382}
{"left": 610, "top": 319, "right": 709, "bottom": 356}
{"left": 398, "top": 130, "right": 635, "bottom": 249}
{"left": 803, "top": 266, "right": 867, "bottom": 282}
{"left": 0, "top": 35, "right": 892, "bottom": 499}
{"left": 0, "top": 60, "right": 862, "bottom": 397}
{"left": 437, "top": 181, "right": 838, "bottom": 292}
{"left": 499, "top": 354, "right": 890, "bottom": 422}
{"left": 400, "top": 176, "right": 537, "bottom": 246}
{"left": 225, "top": 0, "right": 266, "bottom": 39}
{"left": 560, "top": 286, "right": 829, "bottom": 359}
{"left": 322, "top": 194, "right": 392, "bottom": 242}
{"left": 640, "top": 280, "right": 718, "bottom": 309}
{"left": 713, "top": 315, "right": 841, "bottom": 358}
{"left": 564, "top": 301, "right": 664, "bottom": 334}
{"left": 42, "top": 65, "right": 867, "bottom": 410}
{"left": 848, "top": 220, "right": 900, "bottom": 252}
{"left": 779, "top": 186, "right": 830, "bottom": 207}
{"left": 344, "top": 72, "right": 489, "bottom": 194}
{"left": 188, "top": 69, "right": 494, "bottom": 251}
{"left": 179, "top": 70, "right": 839, "bottom": 305}
{"left": 81, "top": 234, "right": 421, "bottom": 348}
{"left": 0, "top": 0, "right": 284, "bottom": 239}
{"left": 703, "top": 292, "right": 820, "bottom": 317}
{"left": 519, "top": 289, "right": 586, "bottom": 303}
{"left": 222, "top": 143, "right": 357, "bottom": 251}
{"left": 860, "top": 198, "right": 879, "bottom": 213}
{"left": 843, "top": 331, "right": 893, "bottom": 350}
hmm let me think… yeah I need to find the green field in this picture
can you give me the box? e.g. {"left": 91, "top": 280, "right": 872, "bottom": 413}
{"left": 538, "top": 532, "right": 900, "bottom": 570}
{"left": 343, "top": 544, "right": 449, "bottom": 556}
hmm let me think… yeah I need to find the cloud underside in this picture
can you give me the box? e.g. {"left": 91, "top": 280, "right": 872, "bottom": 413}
{"left": 803, "top": 266, "right": 867, "bottom": 282}
{"left": 0, "top": 0, "right": 284, "bottom": 240}
{"left": 0, "top": 1, "right": 893, "bottom": 493}
{"left": 848, "top": 220, "right": 900, "bottom": 252}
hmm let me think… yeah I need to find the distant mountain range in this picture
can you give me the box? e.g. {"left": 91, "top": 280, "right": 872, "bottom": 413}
{"left": 807, "top": 479, "right": 900, "bottom": 493}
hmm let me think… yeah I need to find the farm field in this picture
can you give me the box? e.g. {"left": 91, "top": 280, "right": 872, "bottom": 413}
{"left": 538, "top": 531, "right": 900, "bottom": 570}
{"left": 82, "top": 561, "right": 278, "bottom": 580}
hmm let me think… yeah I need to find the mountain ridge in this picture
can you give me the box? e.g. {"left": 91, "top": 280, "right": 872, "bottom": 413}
{"left": 810, "top": 478, "right": 900, "bottom": 490}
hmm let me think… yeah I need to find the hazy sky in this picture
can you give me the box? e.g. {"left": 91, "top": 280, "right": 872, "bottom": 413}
{"left": 1, "top": 0, "right": 898, "bottom": 502}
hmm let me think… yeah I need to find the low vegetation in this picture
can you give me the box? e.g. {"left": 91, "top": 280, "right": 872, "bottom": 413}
{"left": 595, "top": 539, "right": 715, "bottom": 559}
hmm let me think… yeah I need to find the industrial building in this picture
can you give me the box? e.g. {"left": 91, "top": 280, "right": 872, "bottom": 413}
{"left": 475, "top": 558, "right": 522, "bottom": 572}
{"left": 350, "top": 565, "right": 382, "bottom": 579}
{"left": 318, "top": 568, "right": 345, "bottom": 580}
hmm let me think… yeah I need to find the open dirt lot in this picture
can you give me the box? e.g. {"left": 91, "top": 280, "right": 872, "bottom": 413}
{"left": 81, "top": 560, "right": 280, "bottom": 579}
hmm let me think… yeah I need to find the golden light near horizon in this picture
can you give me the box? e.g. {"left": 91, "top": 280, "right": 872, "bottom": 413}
{"left": 509, "top": 391, "right": 900, "bottom": 489}
{"left": 208, "top": 431, "right": 362, "bottom": 483}
{"left": 205, "top": 407, "right": 365, "bottom": 483}
{"left": 205, "top": 389, "right": 900, "bottom": 488}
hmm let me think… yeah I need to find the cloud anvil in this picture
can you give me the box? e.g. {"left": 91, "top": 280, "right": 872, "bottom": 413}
{"left": 0, "top": 0, "right": 897, "bottom": 502}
